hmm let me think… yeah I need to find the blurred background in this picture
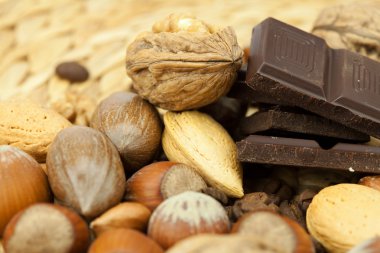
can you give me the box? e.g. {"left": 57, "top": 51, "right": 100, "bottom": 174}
{"left": 0, "top": 0, "right": 369, "bottom": 125}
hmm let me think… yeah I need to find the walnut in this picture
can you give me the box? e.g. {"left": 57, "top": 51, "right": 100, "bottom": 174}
{"left": 312, "top": 3, "right": 380, "bottom": 61}
{"left": 152, "top": 13, "right": 218, "bottom": 34}
{"left": 126, "top": 14, "right": 243, "bottom": 111}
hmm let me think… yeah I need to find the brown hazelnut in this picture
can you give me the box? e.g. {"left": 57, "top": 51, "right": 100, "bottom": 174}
{"left": 88, "top": 228, "right": 163, "bottom": 253}
{"left": 348, "top": 236, "right": 380, "bottom": 253}
{"left": 0, "top": 146, "right": 51, "bottom": 236}
{"left": 46, "top": 126, "right": 126, "bottom": 220}
{"left": 90, "top": 202, "right": 151, "bottom": 236}
{"left": 91, "top": 91, "right": 162, "bottom": 172}
{"left": 3, "top": 203, "right": 90, "bottom": 253}
{"left": 232, "top": 210, "right": 314, "bottom": 253}
{"left": 125, "top": 161, "right": 207, "bottom": 211}
{"left": 358, "top": 176, "right": 380, "bottom": 191}
{"left": 148, "top": 191, "right": 230, "bottom": 249}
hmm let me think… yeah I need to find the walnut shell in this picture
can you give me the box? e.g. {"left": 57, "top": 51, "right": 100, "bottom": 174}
{"left": 126, "top": 20, "right": 243, "bottom": 111}
{"left": 312, "top": 3, "right": 380, "bottom": 62}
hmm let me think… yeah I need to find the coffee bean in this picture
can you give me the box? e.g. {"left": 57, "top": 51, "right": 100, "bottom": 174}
{"left": 55, "top": 61, "right": 89, "bottom": 83}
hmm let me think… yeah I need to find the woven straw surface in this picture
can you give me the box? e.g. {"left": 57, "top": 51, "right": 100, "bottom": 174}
{"left": 0, "top": 0, "right": 361, "bottom": 125}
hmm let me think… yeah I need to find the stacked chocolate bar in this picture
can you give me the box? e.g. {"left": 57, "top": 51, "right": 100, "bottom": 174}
{"left": 230, "top": 18, "right": 380, "bottom": 173}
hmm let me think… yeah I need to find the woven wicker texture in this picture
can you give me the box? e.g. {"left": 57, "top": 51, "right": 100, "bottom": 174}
{"left": 0, "top": 0, "right": 362, "bottom": 125}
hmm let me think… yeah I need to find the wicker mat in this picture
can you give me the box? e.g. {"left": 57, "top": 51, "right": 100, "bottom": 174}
{"left": 0, "top": 0, "right": 366, "bottom": 125}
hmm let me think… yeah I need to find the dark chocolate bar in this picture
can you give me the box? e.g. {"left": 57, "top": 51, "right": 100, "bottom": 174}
{"left": 237, "top": 135, "right": 380, "bottom": 173}
{"left": 246, "top": 18, "right": 380, "bottom": 138}
{"left": 239, "top": 108, "right": 370, "bottom": 143}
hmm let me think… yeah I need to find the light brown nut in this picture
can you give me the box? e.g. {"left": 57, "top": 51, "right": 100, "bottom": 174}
{"left": 126, "top": 15, "right": 243, "bottom": 111}
{"left": 148, "top": 191, "right": 230, "bottom": 249}
{"left": 162, "top": 111, "right": 243, "bottom": 198}
{"left": 312, "top": 3, "right": 380, "bottom": 61}
{"left": 3, "top": 203, "right": 90, "bottom": 253}
{"left": 232, "top": 210, "right": 314, "bottom": 253}
{"left": 88, "top": 228, "right": 163, "bottom": 253}
{"left": 358, "top": 176, "right": 380, "bottom": 192}
{"left": 307, "top": 183, "right": 380, "bottom": 253}
{"left": 0, "top": 100, "right": 72, "bottom": 162}
{"left": 90, "top": 202, "right": 151, "bottom": 237}
{"left": 124, "top": 161, "right": 207, "bottom": 211}
{"left": 348, "top": 236, "right": 380, "bottom": 253}
{"left": 166, "top": 234, "right": 284, "bottom": 253}
{"left": 46, "top": 126, "right": 126, "bottom": 220}
{"left": 0, "top": 146, "right": 51, "bottom": 236}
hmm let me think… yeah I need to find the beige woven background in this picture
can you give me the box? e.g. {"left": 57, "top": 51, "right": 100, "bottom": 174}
{"left": 0, "top": 0, "right": 361, "bottom": 125}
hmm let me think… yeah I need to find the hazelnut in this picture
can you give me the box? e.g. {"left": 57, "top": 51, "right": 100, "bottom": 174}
{"left": 166, "top": 234, "right": 285, "bottom": 253}
{"left": 3, "top": 203, "right": 90, "bottom": 253}
{"left": 147, "top": 191, "right": 230, "bottom": 249}
{"left": 232, "top": 210, "right": 314, "bottom": 253}
{"left": 88, "top": 228, "right": 163, "bottom": 253}
{"left": 46, "top": 126, "right": 126, "bottom": 220}
{"left": 90, "top": 202, "right": 151, "bottom": 236}
{"left": 348, "top": 236, "right": 380, "bottom": 253}
{"left": 125, "top": 161, "right": 207, "bottom": 210}
{"left": 358, "top": 176, "right": 380, "bottom": 191}
{"left": 0, "top": 146, "right": 51, "bottom": 236}
{"left": 90, "top": 91, "right": 162, "bottom": 173}
{"left": 126, "top": 14, "right": 242, "bottom": 111}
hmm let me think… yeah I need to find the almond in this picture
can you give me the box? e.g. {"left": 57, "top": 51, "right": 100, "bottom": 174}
{"left": 0, "top": 100, "right": 71, "bottom": 162}
{"left": 162, "top": 111, "right": 243, "bottom": 198}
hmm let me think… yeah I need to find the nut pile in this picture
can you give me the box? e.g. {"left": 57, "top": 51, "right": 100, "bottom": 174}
{"left": 1, "top": 5, "right": 380, "bottom": 253}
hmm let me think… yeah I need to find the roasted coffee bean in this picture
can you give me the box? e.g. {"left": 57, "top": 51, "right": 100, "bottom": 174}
{"left": 55, "top": 61, "right": 89, "bottom": 83}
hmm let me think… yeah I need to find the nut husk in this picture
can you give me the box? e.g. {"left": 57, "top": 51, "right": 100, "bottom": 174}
{"left": 162, "top": 111, "right": 243, "bottom": 198}
{"left": 126, "top": 15, "right": 243, "bottom": 111}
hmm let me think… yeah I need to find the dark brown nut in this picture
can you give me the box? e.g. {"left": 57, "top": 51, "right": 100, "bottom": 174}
{"left": 232, "top": 210, "right": 315, "bottom": 253}
{"left": 46, "top": 126, "right": 126, "bottom": 220}
{"left": 55, "top": 61, "right": 89, "bottom": 82}
{"left": 201, "top": 187, "right": 229, "bottom": 205}
{"left": 231, "top": 192, "right": 280, "bottom": 221}
{"left": 279, "top": 200, "right": 306, "bottom": 230}
{"left": 358, "top": 175, "right": 380, "bottom": 192}
{"left": 3, "top": 203, "right": 90, "bottom": 253}
{"left": 126, "top": 14, "right": 243, "bottom": 111}
{"left": 251, "top": 178, "right": 294, "bottom": 201}
{"left": 90, "top": 92, "right": 162, "bottom": 172}
{"left": 294, "top": 189, "right": 317, "bottom": 213}
{"left": 312, "top": 3, "right": 380, "bottom": 62}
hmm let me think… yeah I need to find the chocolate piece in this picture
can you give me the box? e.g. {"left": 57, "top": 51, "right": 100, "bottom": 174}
{"left": 56, "top": 61, "right": 89, "bottom": 83}
{"left": 237, "top": 135, "right": 380, "bottom": 173}
{"left": 246, "top": 18, "right": 380, "bottom": 138}
{"left": 239, "top": 109, "right": 370, "bottom": 143}
{"left": 199, "top": 96, "right": 247, "bottom": 133}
